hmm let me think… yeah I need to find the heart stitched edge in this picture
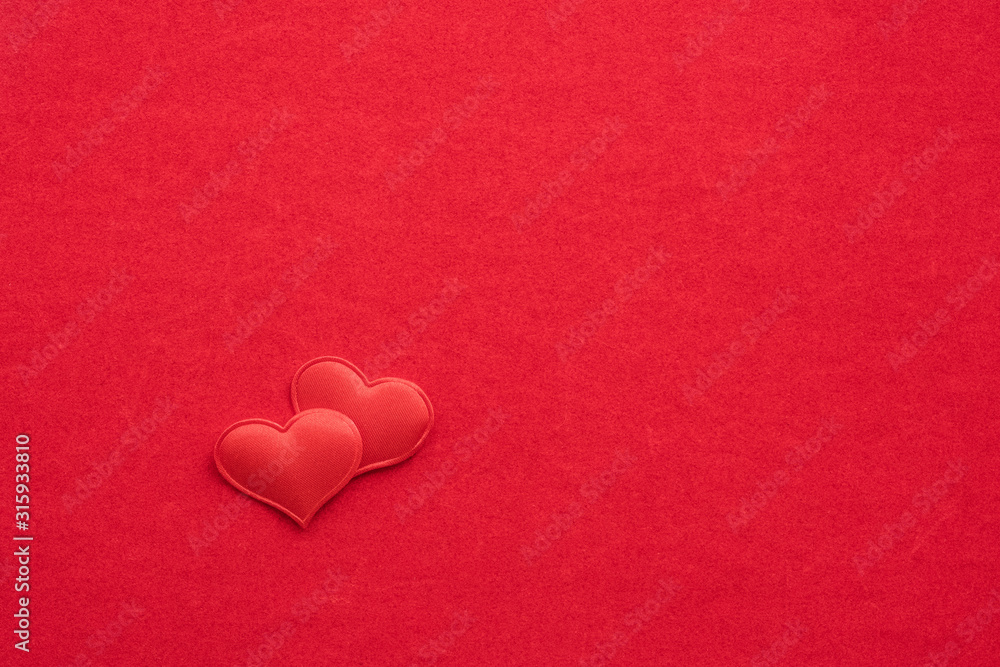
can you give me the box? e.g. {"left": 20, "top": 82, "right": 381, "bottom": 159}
{"left": 213, "top": 409, "right": 363, "bottom": 528}
{"left": 290, "top": 356, "right": 435, "bottom": 476}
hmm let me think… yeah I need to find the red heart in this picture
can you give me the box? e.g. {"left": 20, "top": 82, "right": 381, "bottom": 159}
{"left": 214, "top": 409, "right": 362, "bottom": 527}
{"left": 291, "top": 357, "right": 433, "bottom": 475}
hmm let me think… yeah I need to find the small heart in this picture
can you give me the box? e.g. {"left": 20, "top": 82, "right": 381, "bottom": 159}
{"left": 291, "top": 357, "right": 433, "bottom": 475}
{"left": 214, "top": 409, "right": 362, "bottom": 527}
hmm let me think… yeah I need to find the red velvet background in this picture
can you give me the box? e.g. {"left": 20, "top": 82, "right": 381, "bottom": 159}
{"left": 2, "top": 0, "right": 999, "bottom": 665}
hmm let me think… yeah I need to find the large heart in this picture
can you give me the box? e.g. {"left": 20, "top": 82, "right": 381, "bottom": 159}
{"left": 214, "top": 409, "right": 362, "bottom": 527}
{"left": 291, "top": 357, "right": 434, "bottom": 476}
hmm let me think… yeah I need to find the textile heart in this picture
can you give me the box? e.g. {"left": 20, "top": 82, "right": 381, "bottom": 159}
{"left": 214, "top": 409, "right": 362, "bottom": 527}
{"left": 291, "top": 357, "right": 433, "bottom": 475}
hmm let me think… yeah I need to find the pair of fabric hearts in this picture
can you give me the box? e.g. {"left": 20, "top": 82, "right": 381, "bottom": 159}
{"left": 214, "top": 357, "right": 433, "bottom": 527}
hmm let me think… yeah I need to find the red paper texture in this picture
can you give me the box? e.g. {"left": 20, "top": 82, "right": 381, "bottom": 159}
{"left": 2, "top": 0, "right": 999, "bottom": 665}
